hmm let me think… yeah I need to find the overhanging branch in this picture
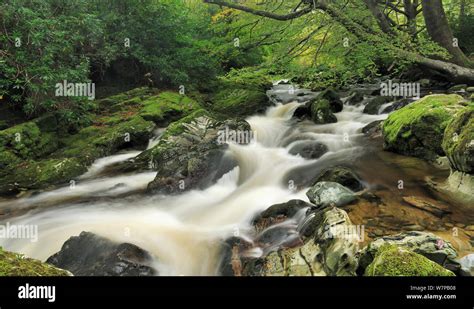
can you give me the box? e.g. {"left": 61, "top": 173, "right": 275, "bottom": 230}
{"left": 203, "top": 0, "right": 314, "bottom": 21}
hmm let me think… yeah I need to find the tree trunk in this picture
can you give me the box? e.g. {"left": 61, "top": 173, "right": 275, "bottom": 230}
{"left": 403, "top": 0, "right": 418, "bottom": 39}
{"left": 421, "top": 0, "right": 472, "bottom": 67}
{"left": 363, "top": 0, "right": 394, "bottom": 34}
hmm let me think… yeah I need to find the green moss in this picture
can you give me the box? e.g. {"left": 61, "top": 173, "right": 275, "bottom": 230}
{"left": 442, "top": 105, "right": 474, "bottom": 172}
{"left": 139, "top": 91, "right": 199, "bottom": 125}
{"left": 0, "top": 149, "right": 21, "bottom": 170}
{"left": 0, "top": 121, "right": 60, "bottom": 162}
{"left": 382, "top": 94, "right": 465, "bottom": 160}
{"left": 364, "top": 244, "right": 455, "bottom": 276}
{"left": 212, "top": 87, "right": 269, "bottom": 117}
{"left": 210, "top": 68, "right": 272, "bottom": 117}
{"left": 58, "top": 115, "right": 154, "bottom": 162}
{"left": 0, "top": 247, "right": 70, "bottom": 276}
{"left": 98, "top": 87, "right": 158, "bottom": 111}
{"left": 0, "top": 158, "right": 88, "bottom": 192}
{"left": 310, "top": 99, "right": 337, "bottom": 124}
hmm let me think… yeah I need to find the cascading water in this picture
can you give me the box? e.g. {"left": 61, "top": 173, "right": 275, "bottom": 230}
{"left": 0, "top": 84, "right": 389, "bottom": 275}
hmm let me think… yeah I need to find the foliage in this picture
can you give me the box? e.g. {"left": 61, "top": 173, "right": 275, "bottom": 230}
{"left": 0, "top": 0, "right": 264, "bottom": 127}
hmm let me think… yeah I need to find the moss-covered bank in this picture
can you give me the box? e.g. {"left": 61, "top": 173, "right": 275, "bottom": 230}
{"left": 0, "top": 247, "right": 71, "bottom": 276}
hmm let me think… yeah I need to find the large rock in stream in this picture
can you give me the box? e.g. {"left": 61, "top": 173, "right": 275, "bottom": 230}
{"left": 364, "top": 244, "right": 455, "bottom": 276}
{"left": 382, "top": 94, "right": 466, "bottom": 161}
{"left": 143, "top": 111, "right": 251, "bottom": 195}
{"left": 47, "top": 232, "right": 157, "bottom": 276}
{"left": 357, "top": 231, "right": 461, "bottom": 275}
{"left": 293, "top": 88, "right": 342, "bottom": 124}
{"left": 311, "top": 166, "right": 364, "bottom": 192}
{"left": 442, "top": 105, "right": 474, "bottom": 174}
{"left": 433, "top": 105, "right": 474, "bottom": 204}
{"left": 219, "top": 200, "right": 360, "bottom": 276}
{"left": 306, "top": 181, "right": 357, "bottom": 207}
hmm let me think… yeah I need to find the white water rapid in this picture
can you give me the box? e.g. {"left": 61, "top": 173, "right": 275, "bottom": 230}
{"left": 0, "top": 85, "right": 389, "bottom": 275}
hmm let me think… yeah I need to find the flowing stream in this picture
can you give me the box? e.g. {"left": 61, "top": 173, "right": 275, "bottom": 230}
{"left": 1, "top": 83, "right": 466, "bottom": 275}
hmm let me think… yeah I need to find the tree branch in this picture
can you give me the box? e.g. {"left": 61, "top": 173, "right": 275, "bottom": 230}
{"left": 203, "top": 0, "right": 314, "bottom": 21}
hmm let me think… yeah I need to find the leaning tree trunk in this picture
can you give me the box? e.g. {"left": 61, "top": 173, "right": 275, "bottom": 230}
{"left": 422, "top": 0, "right": 472, "bottom": 67}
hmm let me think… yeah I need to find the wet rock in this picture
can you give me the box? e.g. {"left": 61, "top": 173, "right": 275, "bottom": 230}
{"left": 248, "top": 239, "right": 323, "bottom": 276}
{"left": 459, "top": 254, "right": 474, "bottom": 276}
{"left": 467, "top": 87, "right": 474, "bottom": 93}
{"left": 316, "top": 89, "right": 343, "bottom": 113}
{"left": 363, "top": 96, "right": 393, "bottom": 115}
{"left": 309, "top": 206, "right": 360, "bottom": 276}
{"left": 311, "top": 166, "right": 364, "bottom": 192}
{"left": 238, "top": 206, "right": 359, "bottom": 276}
{"left": 293, "top": 101, "right": 312, "bottom": 119}
{"left": 449, "top": 84, "right": 467, "bottom": 92}
{"left": 437, "top": 170, "right": 474, "bottom": 204}
{"left": 267, "top": 85, "right": 318, "bottom": 104}
{"left": 145, "top": 112, "right": 250, "bottom": 195}
{"left": 361, "top": 120, "right": 383, "bottom": 139}
{"left": 357, "top": 231, "right": 461, "bottom": 275}
{"left": 382, "top": 94, "right": 466, "bottom": 161}
{"left": 289, "top": 141, "right": 328, "bottom": 159}
{"left": 402, "top": 196, "right": 452, "bottom": 218}
{"left": 380, "top": 98, "right": 412, "bottom": 113}
{"left": 306, "top": 181, "right": 356, "bottom": 207}
{"left": 252, "top": 199, "right": 313, "bottom": 232}
{"left": 417, "top": 79, "right": 431, "bottom": 87}
{"left": 218, "top": 237, "right": 254, "bottom": 276}
{"left": 310, "top": 99, "right": 338, "bottom": 124}
{"left": 364, "top": 244, "right": 455, "bottom": 276}
{"left": 47, "top": 232, "right": 157, "bottom": 276}
{"left": 345, "top": 90, "right": 365, "bottom": 105}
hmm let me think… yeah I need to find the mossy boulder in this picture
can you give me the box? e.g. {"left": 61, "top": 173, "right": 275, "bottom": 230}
{"left": 310, "top": 99, "right": 338, "bottom": 124}
{"left": 210, "top": 68, "right": 272, "bottom": 117}
{"left": 382, "top": 94, "right": 466, "bottom": 161}
{"left": 146, "top": 111, "right": 251, "bottom": 195}
{"left": 357, "top": 231, "right": 460, "bottom": 275}
{"left": 98, "top": 88, "right": 199, "bottom": 126}
{"left": 138, "top": 92, "right": 199, "bottom": 125}
{"left": 0, "top": 122, "right": 59, "bottom": 161}
{"left": 364, "top": 244, "right": 455, "bottom": 276}
{"left": 442, "top": 105, "right": 474, "bottom": 173}
{"left": 212, "top": 87, "right": 270, "bottom": 118}
{"left": 316, "top": 89, "right": 343, "bottom": 113}
{"left": 0, "top": 247, "right": 71, "bottom": 276}
{"left": 0, "top": 158, "right": 88, "bottom": 193}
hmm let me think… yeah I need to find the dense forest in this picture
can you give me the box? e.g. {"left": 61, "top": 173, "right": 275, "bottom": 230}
{"left": 0, "top": 0, "right": 473, "bottom": 279}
